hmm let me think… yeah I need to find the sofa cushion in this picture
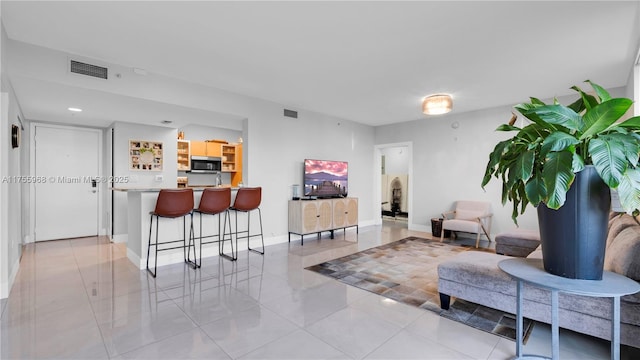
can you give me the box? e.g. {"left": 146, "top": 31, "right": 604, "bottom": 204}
{"left": 606, "top": 213, "right": 638, "bottom": 249}
{"left": 454, "top": 209, "right": 482, "bottom": 220}
{"left": 438, "top": 251, "right": 514, "bottom": 293}
{"left": 443, "top": 219, "right": 480, "bottom": 233}
{"left": 604, "top": 226, "right": 640, "bottom": 281}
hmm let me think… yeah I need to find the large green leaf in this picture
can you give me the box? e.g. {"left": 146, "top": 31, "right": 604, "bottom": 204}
{"left": 514, "top": 103, "right": 546, "bottom": 125}
{"left": 580, "top": 98, "right": 633, "bottom": 139}
{"left": 513, "top": 150, "right": 535, "bottom": 183}
{"left": 588, "top": 136, "right": 628, "bottom": 188}
{"left": 540, "top": 132, "right": 579, "bottom": 157}
{"left": 607, "top": 132, "right": 640, "bottom": 167}
{"left": 482, "top": 139, "right": 512, "bottom": 187}
{"left": 572, "top": 152, "right": 585, "bottom": 172}
{"left": 617, "top": 116, "right": 640, "bottom": 130}
{"left": 585, "top": 80, "right": 612, "bottom": 102}
{"left": 525, "top": 176, "right": 546, "bottom": 206}
{"left": 616, "top": 167, "right": 640, "bottom": 214}
{"left": 496, "top": 124, "right": 521, "bottom": 132}
{"left": 569, "top": 85, "right": 598, "bottom": 112}
{"left": 525, "top": 105, "right": 583, "bottom": 132}
{"left": 542, "top": 151, "right": 575, "bottom": 209}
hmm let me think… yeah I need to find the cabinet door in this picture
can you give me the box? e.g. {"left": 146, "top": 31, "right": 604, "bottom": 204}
{"left": 317, "top": 200, "right": 333, "bottom": 231}
{"left": 191, "top": 141, "right": 206, "bottom": 156}
{"left": 206, "top": 142, "right": 222, "bottom": 157}
{"left": 300, "top": 200, "right": 333, "bottom": 233}
{"left": 332, "top": 199, "right": 346, "bottom": 228}
{"left": 345, "top": 198, "right": 358, "bottom": 226}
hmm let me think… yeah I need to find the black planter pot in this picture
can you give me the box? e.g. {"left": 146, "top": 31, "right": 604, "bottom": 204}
{"left": 537, "top": 166, "right": 610, "bottom": 280}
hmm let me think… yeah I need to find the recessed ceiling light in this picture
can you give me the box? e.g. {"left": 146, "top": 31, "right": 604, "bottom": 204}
{"left": 161, "top": 120, "right": 173, "bottom": 124}
{"left": 68, "top": 107, "right": 83, "bottom": 112}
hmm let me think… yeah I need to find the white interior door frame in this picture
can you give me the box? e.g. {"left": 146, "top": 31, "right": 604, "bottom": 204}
{"left": 28, "top": 122, "right": 104, "bottom": 243}
{"left": 373, "top": 141, "right": 413, "bottom": 227}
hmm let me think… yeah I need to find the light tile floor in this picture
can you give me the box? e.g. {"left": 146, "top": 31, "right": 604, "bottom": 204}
{"left": 0, "top": 223, "right": 638, "bottom": 359}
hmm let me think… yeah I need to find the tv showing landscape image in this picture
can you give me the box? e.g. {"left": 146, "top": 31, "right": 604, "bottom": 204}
{"left": 304, "top": 159, "right": 348, "bottom": 197}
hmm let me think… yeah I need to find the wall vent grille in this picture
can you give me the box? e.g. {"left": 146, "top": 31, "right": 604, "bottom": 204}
{"left": 284, "top": 109, "right": 298, "bottom": 118}
{"left": 70, "top": 60, "right": 108, "bottom": 79}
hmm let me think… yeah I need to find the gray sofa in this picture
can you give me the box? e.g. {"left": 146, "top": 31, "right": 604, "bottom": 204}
{"left": 438, "top": 213, "right": 640, "bottom": 348}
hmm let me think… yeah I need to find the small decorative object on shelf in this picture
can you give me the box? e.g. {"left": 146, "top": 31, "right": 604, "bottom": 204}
{"left": 292, "top": 184, "right": 300, "bottom": 200}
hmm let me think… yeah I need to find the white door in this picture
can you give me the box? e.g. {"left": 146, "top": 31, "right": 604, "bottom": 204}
{"left": 34, "top": 125, "right": 100, "bottom": 241}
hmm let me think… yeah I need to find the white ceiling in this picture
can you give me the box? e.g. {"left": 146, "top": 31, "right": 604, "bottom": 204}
{"left": 2, "top": 1, "right": 640, "bottom": 128}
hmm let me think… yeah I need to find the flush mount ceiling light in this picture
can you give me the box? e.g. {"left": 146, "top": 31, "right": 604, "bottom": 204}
{"left": 68, "top": 107, "right": 83, "bottom": 112}
{"left": 422, "top": 94, "right": 453, "bottom": 115}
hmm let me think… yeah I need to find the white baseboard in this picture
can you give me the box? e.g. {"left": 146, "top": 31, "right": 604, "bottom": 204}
{"left": 1, "top": 256, "right": 20, "bottom": 299}
{"left": 410, "top": 224, "right": 431, "bottom": 233}
{"left": 111, "top": 234, "right": 128, "bottom": 244}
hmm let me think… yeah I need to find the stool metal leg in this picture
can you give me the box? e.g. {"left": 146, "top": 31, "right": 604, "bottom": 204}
{"left": 248, "top": 208, "right": 265, "bottom": 255}
{"left": 185, "top": 213, "right": 198, "bottom": 269}
{"left": 146, "top": 214, "right": 157, "bottom": 278}
{"left": 219, "top": 210, "right": 236, "bottom": 261}
{"left": 233, "top": 208, "right": 265, "bottom": 256}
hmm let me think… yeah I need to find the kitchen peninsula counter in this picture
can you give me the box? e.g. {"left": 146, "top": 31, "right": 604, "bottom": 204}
{"left": 111, "top": 186, "right": 239, "bottom": 269}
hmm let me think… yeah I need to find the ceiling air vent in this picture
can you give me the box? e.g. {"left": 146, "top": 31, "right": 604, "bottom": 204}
{"left": 284, "top": 109, "right": 298, "bottom": 118}
{"left": 70, "top": 60, "right": 108, "bottom": 79}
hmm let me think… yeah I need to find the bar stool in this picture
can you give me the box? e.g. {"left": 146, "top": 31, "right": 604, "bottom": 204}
{"left": 193, "top": 187, "right": 236, "bottom": 264}
{"left": 146, "top": 188, "right": 197, "bottom": 278}
{"left": 230, "top": 187, "right": 265, "bottom": 255}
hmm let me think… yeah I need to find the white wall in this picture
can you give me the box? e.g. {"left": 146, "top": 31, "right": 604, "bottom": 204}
{"left": 0, "top": 21, "right": 24, "bottom": 298}
{"left": 112, "top": 122, "right": 178, "bottom": 239}
{"left": 381, "top": 146, "right": 409, "bottom": 174}
{"left": 375, "top": 105, "right": 536, "bottom": 236}
{"left": 243, "top": 103, "right": 375, "bottom": 241}
{"left": 179, "top": 124, "right": 241, "bottom": 143}
{"left": 375, "top": 86, "right": 631, "bottom": 237}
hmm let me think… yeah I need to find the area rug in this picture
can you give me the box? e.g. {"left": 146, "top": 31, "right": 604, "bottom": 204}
{"left": 305, "top": 236, "right": 534, "bottom": 343}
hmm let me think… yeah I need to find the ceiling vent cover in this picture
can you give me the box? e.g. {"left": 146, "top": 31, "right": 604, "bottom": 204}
{"left": 70, "top": 60, "right": 108, "bottom": 79}
{"left": 284, "top": 109, "right": 298, "bottom": 118}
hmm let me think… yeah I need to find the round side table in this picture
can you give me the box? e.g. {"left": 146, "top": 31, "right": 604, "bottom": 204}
{"left": 499, "top": 258, "right": 640, "bottom": 360}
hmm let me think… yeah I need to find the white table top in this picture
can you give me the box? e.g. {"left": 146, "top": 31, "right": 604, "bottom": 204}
{"left": 499, "top": 258, "right": 640, "bottom": 297}
{"left": 111, "top": 186, "right": 238, "bottom": 192}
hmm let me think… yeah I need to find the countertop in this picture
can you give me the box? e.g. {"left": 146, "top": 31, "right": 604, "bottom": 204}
{"left": 111, "top": 185, "right": 237, "bottom": 192}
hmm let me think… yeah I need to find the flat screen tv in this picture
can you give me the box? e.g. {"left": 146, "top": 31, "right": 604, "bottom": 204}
{"left": 304, "top": 159, "right": 348, "bottom": 198}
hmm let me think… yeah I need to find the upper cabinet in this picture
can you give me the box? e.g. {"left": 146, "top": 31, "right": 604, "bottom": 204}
{"left": 190, "top": 141, "right": 221, "bottom": 157}
{"left": 177, "top": 140, "right": 190, "bottom": 171}
{"left": 221, "top": 144, "right": 237, "bottom": 171}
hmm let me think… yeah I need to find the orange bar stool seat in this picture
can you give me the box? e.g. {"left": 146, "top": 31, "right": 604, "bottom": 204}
{"left": 146, "top": 188, "right": 197, "bottom": 277}
{"left": 230, "top": 187, "right": 265, "bottom": 255}
{"left": 193, "top": 187, "right": 236, "bottom": 264}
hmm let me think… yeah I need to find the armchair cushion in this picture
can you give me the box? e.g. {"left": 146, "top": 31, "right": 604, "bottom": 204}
{"left": 441, "top": 200, "right": 493, "bottom": 248}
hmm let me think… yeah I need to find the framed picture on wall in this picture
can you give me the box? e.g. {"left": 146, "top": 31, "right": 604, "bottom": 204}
{"left": 11, "top": 125, "right": 19, "bottom": 148}
{"left": 130, "top": 140, "right": 163, "bottom": 171}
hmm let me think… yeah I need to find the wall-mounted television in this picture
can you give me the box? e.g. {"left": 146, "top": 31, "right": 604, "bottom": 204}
{"left": 304, "top": 159, "right": 348, "bottom": 198}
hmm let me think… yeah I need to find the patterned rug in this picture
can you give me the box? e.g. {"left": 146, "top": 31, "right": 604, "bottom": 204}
{"left": 305, "top": 236, "right": 534, "bottom": 342}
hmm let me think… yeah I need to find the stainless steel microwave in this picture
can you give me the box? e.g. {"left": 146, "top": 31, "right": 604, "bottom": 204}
{"left": 190, "top": 156, "right": 221, "bottom": 173}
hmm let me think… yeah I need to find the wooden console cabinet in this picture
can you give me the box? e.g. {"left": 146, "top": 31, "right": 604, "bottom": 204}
{"left": 288, "top": 198, "right": 358, "bottom": 245}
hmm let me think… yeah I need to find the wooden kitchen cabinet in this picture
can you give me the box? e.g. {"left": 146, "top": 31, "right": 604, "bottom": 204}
{"left": 190, "top": 141, "right": 222, "bottom": 157}
{"left": 177, "top": 140, "right": 190, "bottom": 171}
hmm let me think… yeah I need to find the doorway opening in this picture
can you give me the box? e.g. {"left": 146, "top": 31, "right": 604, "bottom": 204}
{"left": 374, "top": 142, "right": 412, "bottom": 229}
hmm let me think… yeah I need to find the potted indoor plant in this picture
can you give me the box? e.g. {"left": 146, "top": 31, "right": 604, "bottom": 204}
{"left": 482, "top": 80, "right": 640, "bottom": 279}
